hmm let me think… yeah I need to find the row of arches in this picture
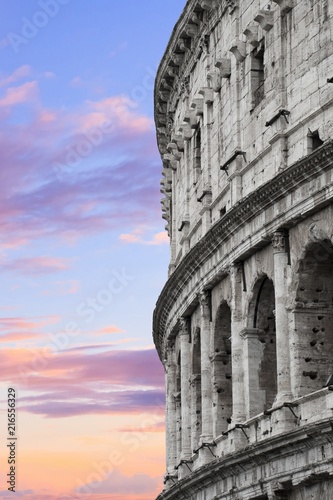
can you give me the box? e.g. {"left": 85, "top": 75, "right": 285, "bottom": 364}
{"left": 173, "top": 240, "right": 333, "bottom": 456}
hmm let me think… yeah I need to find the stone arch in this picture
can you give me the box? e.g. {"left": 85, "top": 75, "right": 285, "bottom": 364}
{"left": 191, "top": 326, "right": 202, "bottom": 452}
{"left": 292, "top": 239, "right": 333, "bottom": 396}
{"left": 245, "top": 275, "right": 277, "bottom": 415}
{"left": 212, "top": 301, "right": 232, "bottom": 436}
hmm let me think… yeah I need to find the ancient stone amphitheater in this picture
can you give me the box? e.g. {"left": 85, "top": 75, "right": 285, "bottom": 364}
{"left": 153, "top": 1, "right": 333, "bottom": 498}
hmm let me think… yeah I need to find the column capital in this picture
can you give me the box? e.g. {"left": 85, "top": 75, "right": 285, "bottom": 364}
{"left": 198, "top": 290, "right": 210, "bottom": 312}
{"left": 179, "top": 316, "right": 189, "bottom": 336}
{"left": 272, "top": 230, "right": 287, "bottom": 254}
{"left": 227, "top": 262, "right": 243, "bottom": 281}
{"left": 240, "top": 327, "right": 260, "bottom": 339}
{"left": 165, "top": 343, "right": 176, "bottom": 368}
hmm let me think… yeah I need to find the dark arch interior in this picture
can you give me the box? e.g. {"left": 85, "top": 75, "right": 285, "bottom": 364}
{"left": 213, "top": 301, "right": 232, "bottom": 434}
{"left": 253, "top": 276, "right": 277, "bottom": 410}
{"left": 295, "top": 240, "right": 333, "bottom": 395}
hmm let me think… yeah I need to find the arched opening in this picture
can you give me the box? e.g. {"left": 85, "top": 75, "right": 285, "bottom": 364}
{"left": 245, "top": 276, "right": 277, "bottom": 415}
{"left": 255, "top": 277, "right": 277, "bottom": 410}
{"left": 191, "top": 327, "right": 201, "bottom": 452}
{"left": 212, "top": 301, "right": 232, "bottom": 436}
{"left": 293, "top": 240, "right": 333, "bottom": 396}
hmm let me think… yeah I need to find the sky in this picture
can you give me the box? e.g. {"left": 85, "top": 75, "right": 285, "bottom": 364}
{"left": 0, "top": 1, "right": 186, "bottom": 498}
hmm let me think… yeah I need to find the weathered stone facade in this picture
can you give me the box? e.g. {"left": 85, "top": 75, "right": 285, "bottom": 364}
{"left": 153, "top": 1, "right": 333, "bottom": 498}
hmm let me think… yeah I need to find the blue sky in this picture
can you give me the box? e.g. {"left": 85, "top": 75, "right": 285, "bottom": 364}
{"left": 0, "top": 1, "right": 186, "bottom": 498}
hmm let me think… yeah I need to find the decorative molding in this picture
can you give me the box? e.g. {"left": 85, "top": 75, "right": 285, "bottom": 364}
{"left": 199, "top": 290, "right": 210, "bottom": 317}
{"left": 179, "top": 316, "right": 189, "bottom": 335}
{"left": 272, "top": 230, "right": 287, "bottom": 254}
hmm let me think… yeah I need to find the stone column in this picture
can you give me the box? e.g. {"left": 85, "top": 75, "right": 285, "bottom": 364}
{"left": 240, "top": 328, "right": 265, "bottom": 419}
{"left": 272, "top": 230, "right": 292, "bottom": 403}
{"left": 190, "top": 373, "right": 201, "bottom": 453}
{"left": 199, "top": 291, "right": 213, "bottom": 464}
{"left": 229, "top": 264, "right": 246, "bottom": 423}
{"left": 190, "top": 326, "right": 201, "bottom": 453}
{"left": 165, "top": 345, "right": 177, "bottom": 476}
{"left": 175, "top": 391, "right": 181, "bottom": 465}
{"left": 179, "top": 317, "right": 191, "bottom": 461}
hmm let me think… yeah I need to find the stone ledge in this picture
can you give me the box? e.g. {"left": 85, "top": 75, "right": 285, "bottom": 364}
{"left": 158, "top": 418, "right": 333, "bottom": 499}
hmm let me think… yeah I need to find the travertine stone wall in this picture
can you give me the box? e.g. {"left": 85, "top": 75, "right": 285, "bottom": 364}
{"left": 157, "top": 0, "right": 333, "bottom": 268}
{"left": 154, "top": 0, "right": 333, "bottom": 498}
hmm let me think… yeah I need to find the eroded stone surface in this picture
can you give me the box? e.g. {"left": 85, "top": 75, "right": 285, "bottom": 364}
{"left": 154, "top": 0, "right": 333, "bottom": 498}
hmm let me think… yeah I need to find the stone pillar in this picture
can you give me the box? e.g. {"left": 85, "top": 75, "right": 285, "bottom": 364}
{"left": 190, "top": 373, "right": 201, "bottom": 453}
{"left": 229, "top": 264, "right": 246, "bottom": 423}
{"left": 241, "top": 328, "right": 266, "bottom": 419}
{"left": 165, "top": 345, "right": 177, "bottom": 476}
{"left": 179, "top": 317, "right": 191, "bottom": 461}
{"left": 190, "top": 326, "right": 201, "bottom": 453}
{"left": 212, "top": 352, "right": 225, "bottom": 438}
{"left": 198, "top": 291, "right": 213, "bottom": 465}
{"left": 272, "top": 230, "right": 292, "bottom": 403}
{"left": 228, "top": 264, "right": 247, "bottom": 452}
{"left": 175, "top": 391, "right": 181, "bottom": 465}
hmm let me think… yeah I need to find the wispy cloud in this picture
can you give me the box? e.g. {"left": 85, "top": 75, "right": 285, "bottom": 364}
{"left": 0, "top": 256, "right": 72, "bottom": 274}
{"left": 0, "top": 347, "right": 164, "bottom": 418}
{"left": 95, "top": 325, "right": 125, "bottom": 335}
{"left": 0, "top": 65, "right": 31, "bottom": 87}
{"left": 0, "top": 68, "right": 162, "bottom": 250}
{"left": 81, "top": 469, "right": 162, "bottom": 496}
{"left": 0, "top": 80, "right": 38, "bottom": 107}
{"left": 119, "top": 227, "right": 169, "bottom": 246}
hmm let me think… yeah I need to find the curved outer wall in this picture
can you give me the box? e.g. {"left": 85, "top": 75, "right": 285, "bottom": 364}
{"left": 154, "top": 1, "right": 333, "bottom": 499}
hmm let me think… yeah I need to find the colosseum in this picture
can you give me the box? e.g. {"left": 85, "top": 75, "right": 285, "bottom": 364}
{"left": 153, "top": 0, "right": 333, "bottom": 499}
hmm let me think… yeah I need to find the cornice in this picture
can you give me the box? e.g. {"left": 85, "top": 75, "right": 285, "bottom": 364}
{"left": 153, "top": 141, "right": 333, "bottom": 360}
{"left": 154, "top": 1, "right": 235, "bottom": 157}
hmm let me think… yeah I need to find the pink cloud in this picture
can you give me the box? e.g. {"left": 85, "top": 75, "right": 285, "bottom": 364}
{"left": 0, "top": 347, "right": 165, "bottom": 418}
{"left": 119, "top": 233, "right": 141, "bottom": 244}
{"left": 70, "top": 76, "right": 83, "bottom": 88}
{"left": 0, "top": 315, "right": 60, "bottom": 333}
{"left": 118, "top": 420, "right": 165, "bottom": 434}
{"left": 0, "top": 65, "right": 31, "bottom": 87}
{"left": 119, "top": 228, "right": 169, "bottom": 246}
{"left": 81, "top": 469, "right": 162, "bottom": 496}
{"left": 0, "top": 68, "right": 163, "bottom": 248}
{"left": 0, "top": 331, "right": 43, "bottom": 342}
{"left": 1, "top": 256, "right": 72, "bottom": 274}
{"left": 76, "top": 95, "right": 153, "bottom": 134}
{"left": 0, "top": 80, "right": 38, "bottom": 107}
{"left": 96, "top": 325, "right": 125, "bottom": 335}
{"left": 39, "top": 110, "right": 57, "bottom": 123}
{"left": 43, "top": 279, "right": 81, "bottom": 296}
